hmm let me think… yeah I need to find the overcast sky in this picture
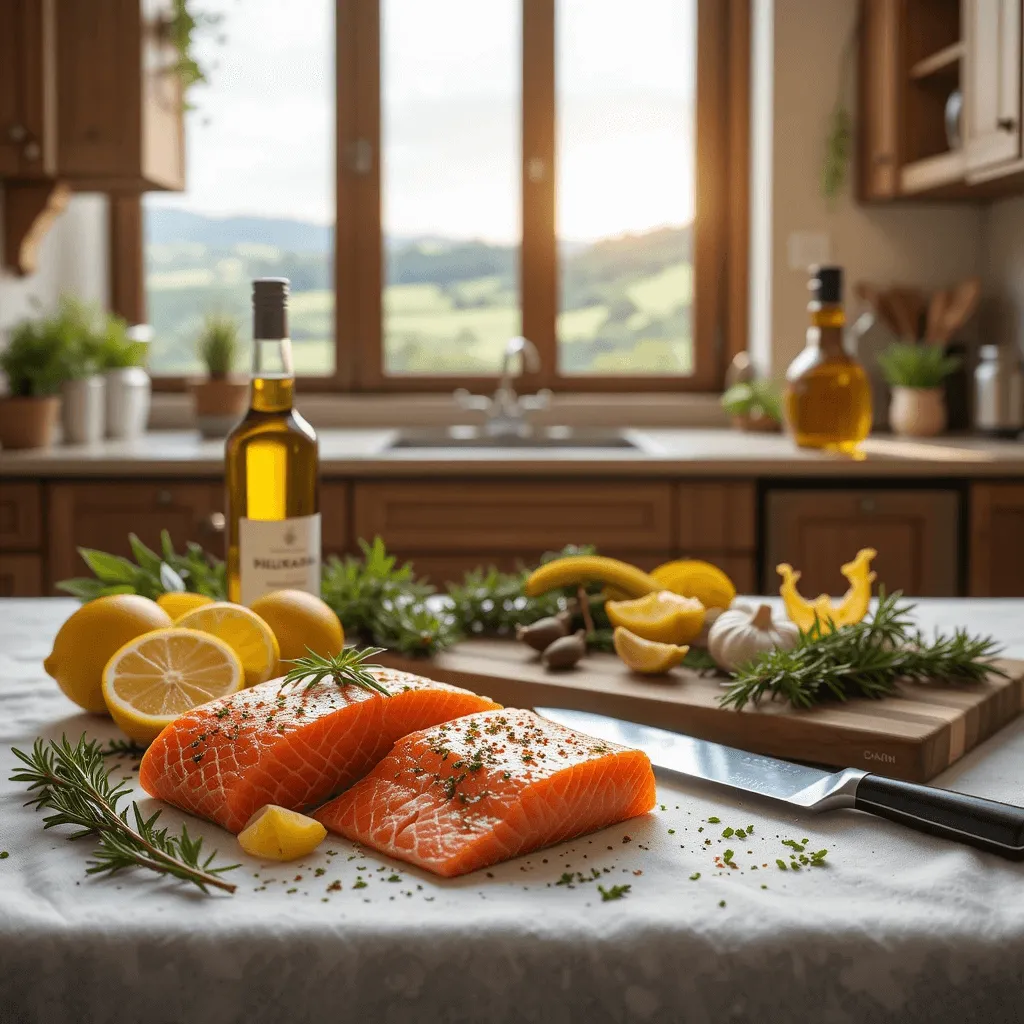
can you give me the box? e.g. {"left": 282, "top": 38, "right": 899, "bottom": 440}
{"left": 150, "top": 0, "right": 695, "bottom": 244}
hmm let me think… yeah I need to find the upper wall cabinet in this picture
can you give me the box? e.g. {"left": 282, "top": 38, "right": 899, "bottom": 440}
{"left": 858, "top": 0, "right": 1024, "bottom": 200}
{"left": 0, "top": 0, "right": 184, "bottom": 190}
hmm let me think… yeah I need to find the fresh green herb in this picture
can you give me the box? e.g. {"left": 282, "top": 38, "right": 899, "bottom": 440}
{"left": 720, "top": 378, "right": 783, "bottom": 425}
{"left": 722, "top": 849, "right": 734, "bottom": 864}
{"left": 196, "top": 312, "right": 240, "bottom": 378}
{"left": 707, "top": 817, "right": 721, "bottom": 824}
{"left": 718, "top": 900, "right": 726, "bottom": 908}
{"left": 556, "top": 872, "right": 575, "bottom": 886}
{"left": 667, "top": 829, "right": 675, "bottom": 835}
{"left": 776, "top": 859, "right": 788, "bottom": 871}
{"left": 722, "top": 827, "right": 734, "bottom": 838}
{"left": 10, "top": 735, "right": 238, "bottom": 893}
{"left": 0, "top": 851, "right": 8, "bottom": 859}
{"left": 735, "top": 828, "right": 747, "bottom": 840}
{"left": 598, "top": 883, "right": 631, "bottom": 902}
{"left": 97, "top": 738, "right": 147, "bottom": 760}
{"left": 352, "top": 879, "right": 367, "bottom": 890}
{"left": 809, "top": 849, "right": 829, "bottom": 867}
{"left": 447, "top": 565, "right": 560, "bottom": 637}
{"left": 689, "top": 872, "right": 700, "bottom": 881}
{"left": 387, "top": 874, "right": 401, "bottom": 882}
{"left": 281, "top": 647, "right": 390, "bottom": 697}
{"left": 878, "top": 342, "right": 961, "bottom": 386}
{"left": 720, "top": 591, "right": 1005, "bottom": 710}
{"left": 782, "top": 839, "right": 805, "bottom": 853}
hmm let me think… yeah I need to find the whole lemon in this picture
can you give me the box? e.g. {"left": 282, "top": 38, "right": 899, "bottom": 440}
{"left": 44, "top": 595, "right": 172, "bottom": 713}
{"left": 249, "top": 589, "right": 344, "bottom": 667}
{"left": 156, "top": 591, "right": 215, "bottom": 620}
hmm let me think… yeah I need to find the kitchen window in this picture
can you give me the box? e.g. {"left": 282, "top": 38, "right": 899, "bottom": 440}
{"left": 123, "top": 0, "right": 748, "bottom": 393}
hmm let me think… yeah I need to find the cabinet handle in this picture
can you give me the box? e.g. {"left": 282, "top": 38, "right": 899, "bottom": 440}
{"left": 23, "top": 141, "right": 40, "bottom": 161}
{"left": 860, "top": 497, "right": 877, "bottom": 513}
{"left": 997, "top": 117, "right": 1017, "bottom": 133}
{"left": 7, "top": 123, "right": 27, "bottom": 142}
{"left": 200, "top": 512, "right": 226, "bottom": 534}
{"left": 156, "top": 488, "right": 173, "bottom": 506}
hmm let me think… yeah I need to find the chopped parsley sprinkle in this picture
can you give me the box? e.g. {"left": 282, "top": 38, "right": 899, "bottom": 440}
{"left": 722, "top": 827, "right": 734, "bottom": 838}
{"left": 667, "top": 829, "right": 675, "bottom": 835}
{"left": 782, "top": 839, "right": 805, "bottom": 853}
{"left": 734, "top": 829, "right": 747, "bottom": 840}
{"left": 352, "top": 879, "right": 367, "bottom": 890}
{"left": 776, "top": 859, "right": 788, "bottom": 871}
{"left": 718, "top": 900, "right": 726, "bottom": 908}
{"left": 0, "top": 851, "right": 8, "bottom": 859}
{"left": 387, "top": 874, "right": 401, "bottom": 882}
{"left": 722, "top": 849, "right": 734, "bottom": 864}
{"left": 689, "top": 872, "right": 700, "bottom": 881}
{"left": 214, "top": 707, "right": 230, "bottom": 719}
{"left": 555, "top": 872, "right": 575, "bottom": 886}
{"left": 598, "top": 884, "right": 631, "bottom": 902}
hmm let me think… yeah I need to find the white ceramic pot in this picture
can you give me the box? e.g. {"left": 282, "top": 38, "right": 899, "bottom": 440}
{"left": 62, "top": 376, "right": 106, "bottom": 445}
{"left": 889, "top": 386, "right": 947, "bottom": 438}
{"left": 105, "top": 367, "right": 151, "bottom": 439}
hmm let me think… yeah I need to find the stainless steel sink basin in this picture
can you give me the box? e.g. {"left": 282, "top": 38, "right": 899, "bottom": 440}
{"left": 388, "top": 426, "right": 638, "bottom": 450}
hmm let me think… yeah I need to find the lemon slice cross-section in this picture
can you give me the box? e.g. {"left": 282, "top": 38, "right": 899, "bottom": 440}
{"left": 175, "top": 602, "right": 281, "bottom": 688}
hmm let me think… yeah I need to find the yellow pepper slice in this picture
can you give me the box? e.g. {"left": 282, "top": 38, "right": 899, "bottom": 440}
{"left": 777, "top": 548, "right": 877, "bottom": 632}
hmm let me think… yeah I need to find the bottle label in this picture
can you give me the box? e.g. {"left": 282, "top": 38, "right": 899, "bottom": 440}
{"left": 238, "top": 514, "right": 321, "bottom": 605}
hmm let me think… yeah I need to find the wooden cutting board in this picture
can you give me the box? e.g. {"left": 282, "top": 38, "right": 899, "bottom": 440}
{"left": 378, "top": 641, "right": 1024, "bottom": 784}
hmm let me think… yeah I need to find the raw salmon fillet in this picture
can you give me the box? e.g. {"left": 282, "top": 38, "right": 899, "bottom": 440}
{"left": 314, "top": 709, "right": 656, "bottom": 876}
{"left": 139, "top": 668, "right": 501, "bottom": 832}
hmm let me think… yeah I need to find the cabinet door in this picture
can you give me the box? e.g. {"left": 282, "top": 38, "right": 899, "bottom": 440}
{"left": 969, "top": 483, "right": 1024, "bottom": 595}
{"left": 47, "top": 481, "right": 225, "bottom": 590}
{"left": 965, "top": 0, "right": 1023, "bottom": 173}
{"left": 0, "top": 482, "right": 42, "bottom": 550}
{"left": 0, "top": 554, "right": 44, "bottom": 596}
{"left": 858, "top": 0, "right": 903, "bottom": 199}
{"left": 764, "top": 489, "right": 960, "bottom": 597}
{"left": 0, "top": 0, "right": 55, "bottom": 178}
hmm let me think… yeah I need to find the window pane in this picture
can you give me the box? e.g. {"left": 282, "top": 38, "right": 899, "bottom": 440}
{"left": 382, "top": 0, "right": 520, "bottom": 375}
{"left": 145, "top": 2, "right": 335, "bottom": 376}
{"left": 556, "top": 0, "right": 696, "bottom": 375}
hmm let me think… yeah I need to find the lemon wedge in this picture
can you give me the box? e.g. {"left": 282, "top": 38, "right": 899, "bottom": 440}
{"left": 237, "top": 805, "right": 327, "bottom": 860}
{"left": 157, "top": 592, "right": 215, "bottom": 619}
{"left": 606, "top": 591, "right": 705, "bottom": 645}
{"left": 102, "top": 628, "right": 244, "bottom": 745}
{"left": 650, "top": 560, "right": 737, "bottom": 610}
{"left": 613, "top": 627, "right": 689, "bottom": 675}
{"left": 175, "top": 602, "right": 281, "bottom": 688}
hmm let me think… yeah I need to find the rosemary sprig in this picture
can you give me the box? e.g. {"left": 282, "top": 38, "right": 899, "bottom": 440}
{"left": 281, "top": 646, "right": 391, "bottom": 697}
{"left": 98, "top": 737, "right": 147, "bottom": 760}
{"left": 719, "top": 591, "right": 1005, "bottom": 711}
{"left": 10, "top": 735, "right": 238, "bottom": 894}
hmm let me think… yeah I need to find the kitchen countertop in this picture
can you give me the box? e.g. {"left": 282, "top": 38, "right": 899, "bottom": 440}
{"left": 1, "top": 428, "right": 1023, "bottom": 478}
{"left": 1, "top": 598, "right": 1022, "bottom": 1024}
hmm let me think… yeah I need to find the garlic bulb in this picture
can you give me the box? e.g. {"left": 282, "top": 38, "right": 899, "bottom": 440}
{"left": 707, "top": 603, "right": 800, "bottom": 672}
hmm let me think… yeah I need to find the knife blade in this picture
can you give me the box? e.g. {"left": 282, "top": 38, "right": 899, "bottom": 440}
{"left": 536, "top": 708, "right": 1024, "bottom": 861}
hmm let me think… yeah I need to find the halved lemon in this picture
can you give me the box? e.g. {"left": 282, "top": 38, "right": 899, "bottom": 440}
{"left": 606, "top": 591, "right": 705, "bottom": 645}
{"left": 613, "top": 626, "right": 689, "bottom": 675}
{"left": 237, "top": 805, "right": 327, "bottom": 860}
{"left": 175, "top": 602, "right": 280, "bottom": 688}
{"left": 102, "top": 628, "right": 244, "bottom": 745}
{"left": 650, "top": 560, "right": 737, "bottom": 610}
{"left": 157, "top": 591, "right": 215, "bottom": 619}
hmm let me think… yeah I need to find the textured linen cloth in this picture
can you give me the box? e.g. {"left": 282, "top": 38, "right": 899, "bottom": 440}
{"left": 1, "top": 598, "right": 1022, "bottom": 1024}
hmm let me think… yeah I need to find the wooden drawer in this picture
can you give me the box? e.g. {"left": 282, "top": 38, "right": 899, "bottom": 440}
{"left": 677, "top": 482, "right": 756, "bottom": 553}
{"left": 47, "top": 481, "right": 226, "bottom": 588}
{"left": 0, "top": 482, "right": 42, "bottom": 550}
{"left": 970, "top": 483, "right": 1024, "bottom": 596}
{"left": 353, "top": 481, "right": 674, "bottom": 554}
{"left": 0, "top": 553, "right": 44, "bottom": 596}
{"left": 764, "top": 489, "right": 960, "bottom": 597}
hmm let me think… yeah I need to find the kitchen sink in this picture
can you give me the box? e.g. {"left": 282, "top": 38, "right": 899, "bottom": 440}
{"left": 387, "top": 426, "right": 638, "bottom": 450}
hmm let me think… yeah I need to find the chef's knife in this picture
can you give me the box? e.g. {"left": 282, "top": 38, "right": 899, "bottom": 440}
{"left": 536, "top": 708, "right": 1024, "bottom": 861}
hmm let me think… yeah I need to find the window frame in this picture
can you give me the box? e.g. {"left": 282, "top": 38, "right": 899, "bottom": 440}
{"left": 125, "top": 0, "right": 748, "bottom": 393}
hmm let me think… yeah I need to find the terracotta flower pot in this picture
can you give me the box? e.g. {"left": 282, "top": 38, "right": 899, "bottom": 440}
{"left": 0, "top": 395, "right": 61, "bottom": 450}
{"left": 190, "top": 377, "right": 250, "bottom": 439}
{"left": 889, "top": 386, "right": 947, "bottom": 438}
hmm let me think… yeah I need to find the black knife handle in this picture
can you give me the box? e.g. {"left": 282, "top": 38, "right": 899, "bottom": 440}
{"left": 855, "top": 775, "right": 1024, "bottom": 860}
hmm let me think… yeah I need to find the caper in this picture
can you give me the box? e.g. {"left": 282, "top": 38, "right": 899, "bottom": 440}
{"left": 542, "top": 630, "right": 587, "bottom": 671}
{"left": 517, "top": 616, "right": 570, "bottom": 652}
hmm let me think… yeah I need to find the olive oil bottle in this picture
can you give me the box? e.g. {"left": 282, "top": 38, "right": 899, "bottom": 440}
{"left": 784, "top": 266, "right": 872, "bottom": 453}
{"left": 225, "top": 278, "right": 320, "bottom": 604}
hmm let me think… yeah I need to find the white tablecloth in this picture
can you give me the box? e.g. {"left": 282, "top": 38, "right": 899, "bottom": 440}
{"left": 1, "top": 599, "right": 1022, "bottom": 1024}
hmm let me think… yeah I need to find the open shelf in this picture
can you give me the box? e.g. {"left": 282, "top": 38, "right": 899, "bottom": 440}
{"left": 900, "top": 150, "right": 968, "bottom": 195}
{"left": 910, "top": 41, "right": 964, "bottom": 81}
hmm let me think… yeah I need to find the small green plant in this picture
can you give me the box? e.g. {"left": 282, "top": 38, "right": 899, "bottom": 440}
{"left": 0, "top": 296, "right": 111, "bottom": 395}
{"left": 167, "top": 0, "right": 225, "bottom": 108}
{"left": 196, "top": 313, "right": 241, "bottom": 378}
{"left": 721, "top": 378, "right": 784, "bottom": 423}
{"left": 95, "top": 319, "right": 148, "bottom": 370}
{"left": 878, "top": 343, "right": 961, "bottom": 389}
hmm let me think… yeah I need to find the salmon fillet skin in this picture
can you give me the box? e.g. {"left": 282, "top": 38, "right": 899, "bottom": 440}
{"left": 139, "top": 668, "right": 501, "bottom": 833}
{"left": 314, "top": 708, "right": 657, "bottom": 876}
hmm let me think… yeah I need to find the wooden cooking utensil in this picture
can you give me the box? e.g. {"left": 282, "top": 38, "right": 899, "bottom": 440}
{"left": 888, "top": 287, "right": 926, "bottom": 341}
{"left": 925, "top": 289, "right": 950, "bottom": 344}
{"left": 855, "top": 282, "right": 902, "bottom": 337}
{"left": 938, "top": 277, "right": 982, "bottom": 343}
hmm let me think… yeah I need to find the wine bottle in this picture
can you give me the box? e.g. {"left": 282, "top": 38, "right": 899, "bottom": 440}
{"left": 225, "top": 278, "right": 320, "bottom": 604}
{"left": 784, "top": 265, "right": 872, "bottom": 453}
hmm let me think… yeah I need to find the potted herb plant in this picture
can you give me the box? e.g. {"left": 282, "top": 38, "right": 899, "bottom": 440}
{"left": 54, "top": 296, "right": 108, "bottom": 446}
{"left": 720, "top": 378, "right": 783, "bottom": 432}
{"left": 97, "top": 320, "right": 152, "bottom": 441}
{"left": 0, "top": 315, "right": 71, "bottom": 450}
{"left": 878, "top": 342, "right": 961, "bottom": 437}
{"left": 190, "top": 313, "right": 249, "bottom": 439}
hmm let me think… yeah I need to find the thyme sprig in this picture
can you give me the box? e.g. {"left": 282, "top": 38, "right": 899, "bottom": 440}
{"left": 281, "top": 646, "right": 391, "bottom": 697}
{"left": 10, "top": 735, "right": 238, "bottom": 894}
{"left": 719, "top": 591, "right": 1005, "bottom": 711}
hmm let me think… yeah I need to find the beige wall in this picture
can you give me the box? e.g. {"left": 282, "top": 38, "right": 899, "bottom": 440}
{"left": 981, "top": 196, "right": 1024, "bottom": 356}
{"left": 756, "top": 0, "right": 987, "bottom": 374}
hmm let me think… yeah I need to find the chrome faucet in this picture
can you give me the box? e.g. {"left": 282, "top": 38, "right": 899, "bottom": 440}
{"left": 455, "top": 336, "right": 552, "bottom": 437}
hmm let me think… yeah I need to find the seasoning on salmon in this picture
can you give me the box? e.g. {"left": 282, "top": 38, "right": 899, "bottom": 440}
{"left": 139, "top": 668, "right": 501, "bottom": 833}
{"left": 314, "top": 709, "right": 657, "bottom": 877}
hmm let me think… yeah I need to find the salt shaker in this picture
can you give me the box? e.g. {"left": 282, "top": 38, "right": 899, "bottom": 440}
{"left": 974, "top": 345, "right": 1023, "bottom": 437}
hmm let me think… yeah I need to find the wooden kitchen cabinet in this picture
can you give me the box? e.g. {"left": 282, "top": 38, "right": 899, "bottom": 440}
{"left": 969, "top": 482, "right": 1024, "bottom": 595}
{"left": 46, "top": 481, "right": 225, "bottom": 590}
{"left": 0, "top": 553, "right": 44, "bottom": 596}
{"left": 764, "top": 489, "right": 961, "bottom": 597}
{"left": 858, "top": 0, "right": 903, "bottom": 200}
{"left": 964, "top": 0, "right": 1023, "bottom": 175}
{"left": 0, "top": 482, "right": 42, "bottom": 550}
